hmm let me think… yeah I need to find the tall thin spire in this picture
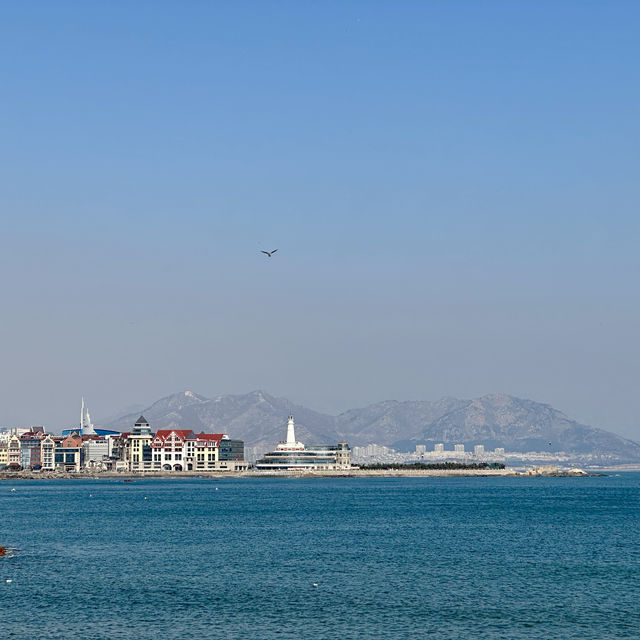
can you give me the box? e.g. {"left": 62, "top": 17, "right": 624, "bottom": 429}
{"left": 84, "top": 408, "right": 96, "bottom": 435}
{"left": 80, "top": 397, "right": 97, "bottom": 435}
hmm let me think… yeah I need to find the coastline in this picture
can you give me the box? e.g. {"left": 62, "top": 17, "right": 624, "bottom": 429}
{"left": 0, "top": 467, "right": 605, "bottom": 480}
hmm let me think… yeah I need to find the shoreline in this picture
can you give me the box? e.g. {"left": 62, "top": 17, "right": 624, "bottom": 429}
{"left": 0, "top": 467, "right": 607, "bottom": 480}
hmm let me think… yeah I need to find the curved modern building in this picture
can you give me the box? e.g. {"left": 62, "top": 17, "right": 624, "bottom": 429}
{"left": 255, "top": 416, "right": 350, "bottom": 470}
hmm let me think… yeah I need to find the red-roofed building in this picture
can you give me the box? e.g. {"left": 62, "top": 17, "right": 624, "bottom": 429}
{"left": 151, "top": 429, "right": 196, "bottom": 471}
{"left": 150, "top": 430, "right": 238, "bottom": 471}
{"left": 193, "top": 433, "right": 225, "bottom": 472}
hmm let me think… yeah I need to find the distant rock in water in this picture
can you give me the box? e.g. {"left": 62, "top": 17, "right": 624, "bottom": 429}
{"left": 105, "top": 390, "right": 640, "bottom": 462}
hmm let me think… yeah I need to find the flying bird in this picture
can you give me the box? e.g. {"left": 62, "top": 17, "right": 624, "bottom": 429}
{"left": 261, "top": 249, "right": 278, "bottom": 257}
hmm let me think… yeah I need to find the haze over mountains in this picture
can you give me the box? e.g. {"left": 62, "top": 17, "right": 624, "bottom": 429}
{"left": 106, "top": 390, "right": 640, "bottom": 462}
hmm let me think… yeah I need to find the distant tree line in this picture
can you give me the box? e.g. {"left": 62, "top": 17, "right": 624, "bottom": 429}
{"left": 359, "top": 462, "right": 505, "bottom": 470}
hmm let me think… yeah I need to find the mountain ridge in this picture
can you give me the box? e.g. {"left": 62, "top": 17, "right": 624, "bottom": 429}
{"left": 105, "top": 390, "right": 640, "bottom": 462}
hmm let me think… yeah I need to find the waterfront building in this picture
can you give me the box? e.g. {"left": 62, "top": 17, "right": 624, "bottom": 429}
{"left": 218, "top": 438, "right": 245, "bottom": 463}
{"left": 0, "top": 441, "right": 8, "bottom": 469}
{"left": 474, "top": 445, "right": 485, "bottom": 456}
{"left": 415, "top": 444, "right": 427, "bottom": 455}
{"left": 454, "top": 444, "right": 465, "bottom": 453}
{"left": 150, "top": 430, "right": 247, "bottom": 472}
{"left": 40, "top": 435, "right": 55, "bottom": 471}
{"left": 0, "top": 428, "right": 29, "bottom": 442}
{"left": 434, "top": 443, "right": 445, "bottom": 453}
{"left": 82, "top": 437, "right": 110, "bottom": 470}
{"left": 255, "top": 416, "right": 351, "bottom": 470}
{"left": 19, "top": 427, "right": 47, "bottom": 469}
{"left": 54, "top": 434, "right": 83, "bottom": 472}
{"left": 8, "top": 434, "right": 21, "bottom": 468}
{"left": 151, "top": 429, "right": 196, "bottom": 471}
{"left": 193, "top": 433, "right": 221, "bottom": 470}
{"left": 124, "top": 416, "right": 153, "bottom": 472}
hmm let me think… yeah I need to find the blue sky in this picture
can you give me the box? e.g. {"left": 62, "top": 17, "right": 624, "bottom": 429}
{"left": 1, "top": 1, "right": 639, "bottom": 438}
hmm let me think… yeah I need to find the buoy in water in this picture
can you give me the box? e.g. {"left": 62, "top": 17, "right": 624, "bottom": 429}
{"left": 6, "top": 579, "right": 12, "bottom": 583}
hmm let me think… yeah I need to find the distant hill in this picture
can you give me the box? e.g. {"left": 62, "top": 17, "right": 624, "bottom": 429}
{"left": 106, "top": 390, "right": 640, "bottom": 462}
{"left": 387, "top": 394, "right": 640, "bottom": 460}
{"left": 107, "top": 390, "right": 340, "bottom": 455}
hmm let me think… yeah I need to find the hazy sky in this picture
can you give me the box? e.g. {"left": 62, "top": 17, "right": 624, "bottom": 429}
{"left": 1, "top": 1, "right": 639, "bottom": 439}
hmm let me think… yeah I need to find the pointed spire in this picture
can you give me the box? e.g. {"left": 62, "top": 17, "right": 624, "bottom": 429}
{"left": 84, "top": 408, "right": 96, "bottom": 436}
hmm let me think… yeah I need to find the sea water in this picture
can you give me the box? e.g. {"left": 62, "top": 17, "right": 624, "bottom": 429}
{"left": 1, "top": 474, "right": 639, "bottom": 639}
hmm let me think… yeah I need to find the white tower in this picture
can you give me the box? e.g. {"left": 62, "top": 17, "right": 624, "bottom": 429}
{"left": 276, "top": 415, "right": 305, "bottom": 451}
{"left": 286, "top": 415, "right": 296, "bottom": 445}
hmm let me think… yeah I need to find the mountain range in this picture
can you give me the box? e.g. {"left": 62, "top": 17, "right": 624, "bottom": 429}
{"left": 105, "top": 390, "right": 640, "bottom": 463}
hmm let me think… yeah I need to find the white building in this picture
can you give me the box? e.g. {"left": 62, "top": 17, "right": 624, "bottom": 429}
{"left": 255, "top": 416, "right": 351, "bottom": 470}
{"left": 0, "top": 428, "right": 30, "bottom": 443}
{"left": 40, "top": 435, "right": 55, "bottom": 471}
{"left": 82, "top": 438, "right": 109, "bottom": 469}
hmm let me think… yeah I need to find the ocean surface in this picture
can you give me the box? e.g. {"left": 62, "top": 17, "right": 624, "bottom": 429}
{"left": 1, "top": 474, "right": 639, "bottom": 639}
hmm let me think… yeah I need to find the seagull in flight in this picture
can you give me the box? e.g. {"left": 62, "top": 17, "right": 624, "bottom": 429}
{"left": 261, "top": 249, "right": 278, "bottom": 257}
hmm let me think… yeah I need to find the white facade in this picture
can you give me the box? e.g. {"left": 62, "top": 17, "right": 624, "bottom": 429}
{"left": 83, "top": 439, "right": 109, "bottom": 468}
{"left": 276, "top": 416, "right": 305, "bottom": 452}
{"left": 41, "top": 436, "right": 55, "bottom": 471}
{"left": 256, "top": 416, "right": 351, "bottom": 470}
{"left": 0, "top": 428, "right": 29, "bottom": 443}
